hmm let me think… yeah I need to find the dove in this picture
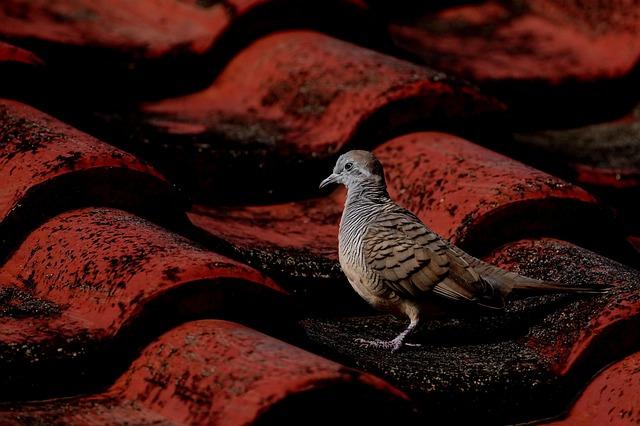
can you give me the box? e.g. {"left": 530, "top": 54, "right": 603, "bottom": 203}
{"left": 320, "top": 150, "right": 610, "bottom": 352}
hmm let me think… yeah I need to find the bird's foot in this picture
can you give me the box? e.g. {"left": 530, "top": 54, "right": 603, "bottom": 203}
{"left": 355, "top": 338, "right": 401, "bottom": 352}
{"left": 355, "top": 338, "right": 421, "bottom": 353}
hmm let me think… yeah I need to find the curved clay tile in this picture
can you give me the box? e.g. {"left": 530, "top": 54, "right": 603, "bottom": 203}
{"left": 543, "top": 350, "right": 640, "bottom": 425}
{"left": 0, "top": 99, "right": 184, "bottom": 262}
{"left": 0, "top": 208, "right": 286, "bottom": 400}
{"left": 513, "top": 103, "right": 640, "bottom": 191}
{"left": 387, "top": 1, "right": 640, "bottom": 122}
{"left": 0, "top": 0, "right": 381, "bottom": 97}
{"left": 512, "top": 103, "right": 640, "bottom": 238}
{"left": 0, "top": 320, "right": 410, "bottom": 425}
{"left": 390, "top": 1, "right": 640, "bottom": 84}
{"left": 0, "top": 42, "right": 43, "bottom": 99}
{"left": 0, "top": 41, "right": 42, "bottom": 66}
{"left": 374, "top": 132, "right": 630, "bottom": 258}
{"left": 484, "top": 239, "right": 640, "bottom": 379}
{"left": 129, "top": 30, "right": 504, "bottom": 202}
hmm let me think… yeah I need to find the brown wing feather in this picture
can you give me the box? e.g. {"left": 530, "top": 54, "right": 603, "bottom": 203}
{"left": 363, "top": 209, "right": 502, "bottom": 307}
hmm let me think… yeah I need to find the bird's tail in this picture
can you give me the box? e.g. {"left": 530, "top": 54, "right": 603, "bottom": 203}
{"left": 498, "top": 276, "right": 612, "bottom": 296}
{"left": 461, "top": 253, "right": 613, "bottom": 298}
{"left": 480, "top": 265, "right": 612, "bottom": 298}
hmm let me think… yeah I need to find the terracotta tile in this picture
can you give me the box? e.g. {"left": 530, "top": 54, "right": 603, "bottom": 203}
{"left": 0, "top": 208, "right": 286, "bottom": 399}
{"left": 0, "top": 0, "right": 381, "bottom": 97}
{"left": 124, "top": 31, "right": 503, "bottom": 202}
{"left": 512, "top": 102, "right": 640, "bottom": 235}
{"left": 0, "top": 320, "right": 410, "bottom": 426}
{"left": 0, "top": 41, "right": 42, "bottom": 66}
{"left": 387, "top": 1, "right": 640, "bottom": 124}
{"left": 543, "top": 351, "right": 640, "bottom": 425}
{"left": 0, "top": 99, "right": 185, "bottom": 263}
{"left": 514, "top": 103, "right": 640, "bottom": 191}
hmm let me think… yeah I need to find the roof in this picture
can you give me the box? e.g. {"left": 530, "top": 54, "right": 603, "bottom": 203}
{"left": 1, "top": 1, "right": 639, "bottom": 424}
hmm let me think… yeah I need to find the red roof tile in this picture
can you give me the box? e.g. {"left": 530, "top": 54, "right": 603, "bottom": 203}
{"left": 375, "top": 132, "right": 631, "bottom": 257}
{"left": 386, "top": 1, "right": 640, "bottom": 125}
{"left": 513, "top": 103, "right": 640, "bottom": 191}
{"left": 189, "top": 192, "right": 344, "bottom": 288}
{"left": 0, "top": 320, "right": 409, "bottom": 425}
{"left": 0, "top": 41, "right": 42, "bottom": 66}
{"left": 543, "top": 351, "right": 640, "bottom": 425}
{"left": 109, "top": 30, "right": 503, "bottom": 202}
{"left": 0, "top": 99, "right": 184, "bottom": 263}
{"left": 485, "top": 239, "right": 640, "bottom": 377}
{"left": 0, "top": 0, "right": 381, "bottom": 97}
{"left": 512, "top": 102, "right": 640, "bottom": 239}
{"left": 0, "top": 207, "right": 285, "bottom": 399}
{"left": 389, "top": 1, "right": 640, "bottom": 84}
{"left": 1, "top": 0, "right": 221, "bottom": 56}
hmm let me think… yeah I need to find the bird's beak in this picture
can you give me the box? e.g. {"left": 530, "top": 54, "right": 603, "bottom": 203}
{"left": 319, "top": 173, "right": 339, "bottom": 189}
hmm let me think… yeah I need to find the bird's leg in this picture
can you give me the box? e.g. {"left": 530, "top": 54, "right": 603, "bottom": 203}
{"left": 356, "top": 319, "right": 420, "bottom": 352}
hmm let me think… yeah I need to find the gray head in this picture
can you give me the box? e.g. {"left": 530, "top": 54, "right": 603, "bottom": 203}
{"left": 319, "top": 150, "right": 386, "bottom": 190}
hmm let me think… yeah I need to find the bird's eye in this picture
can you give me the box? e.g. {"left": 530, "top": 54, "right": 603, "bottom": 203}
{"left": 344, "top": 162, "right": 353, "bottom": 171}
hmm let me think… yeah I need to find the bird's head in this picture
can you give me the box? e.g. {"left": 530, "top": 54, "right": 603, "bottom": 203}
{"left": 319, "top": 150, "right": 386, "bottom": 190}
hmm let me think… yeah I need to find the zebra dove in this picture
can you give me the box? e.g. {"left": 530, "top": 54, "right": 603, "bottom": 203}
{"left": 320, "top": 150, "right": 610, "bottom": 352}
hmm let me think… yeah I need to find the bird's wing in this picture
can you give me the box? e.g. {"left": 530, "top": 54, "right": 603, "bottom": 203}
{"left": 363, "top": 209, "right": 501, "bottom": 307}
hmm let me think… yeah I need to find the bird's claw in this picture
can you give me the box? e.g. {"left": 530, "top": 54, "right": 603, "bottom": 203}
{"left": 355, "top": 338, "right": 401, "bottom": 352}
{"left": 355, "top": 338, "right": 421, "bottom": 352}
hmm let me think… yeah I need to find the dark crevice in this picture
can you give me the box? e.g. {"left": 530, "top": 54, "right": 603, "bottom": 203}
{"left": 0, "top": 168, "right": 190, "bottom": 266}
{"left": 254, "top": 381, "right": 417, "bottom": 426}
{"left": 456, "top": 198, "right": 640, "bottom": 268}
{"left": 58, "top": 89, "right": 505, "bottom": 207}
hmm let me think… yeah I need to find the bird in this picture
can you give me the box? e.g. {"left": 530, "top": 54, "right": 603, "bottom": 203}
{"left": 319, "top": 150, "right": 611, "bottom": 352}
